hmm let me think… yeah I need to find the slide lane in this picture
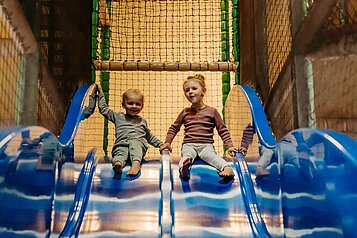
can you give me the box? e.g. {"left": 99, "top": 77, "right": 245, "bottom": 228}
{"left": 53, "top": 159, "right": 259, "bottom": 237}
{"left": 53, "top": 160, "right": 163, "bottom": 237}
{"left": 53, "top": 154, "right": 258, "bottom": 237}
{"left": 171, "top": 161, "right": 252, "bottom": 238}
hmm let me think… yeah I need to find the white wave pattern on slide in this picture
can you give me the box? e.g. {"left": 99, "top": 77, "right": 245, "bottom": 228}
{"left": 0, "top": 227, "right": 49, "bottom": 238}
{"left": 173, "top": 187, "right": 241, "bottom": 200}
{"left": 55, "top": 191, "right": 160, "bottom": 203}
{"left": 284, "top": 227, "right": 344, "bottom": 237}
{"left": 282, "top": 192, "right": 325, "bottom": 200}
{"left": 173, "top": 225, "right": 253, "bottom": 238}
{"left": 0, "top": 188, "right": 51, "bottom": 201}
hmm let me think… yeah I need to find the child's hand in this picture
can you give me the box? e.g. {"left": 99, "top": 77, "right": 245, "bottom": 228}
{"left": 238, "top": 146, "right": 248, "bottom": 155}
{"left": 160, "top": 143, "right": 172, "bottom": 153}
{"left": 97, "top": 83, "right": 104, "bottom": 94}
{"left": 91, "top": 84, "right": 98, "bottom": 95}
{"left": 227, "top": 146, "right": 239, "bottom": 157}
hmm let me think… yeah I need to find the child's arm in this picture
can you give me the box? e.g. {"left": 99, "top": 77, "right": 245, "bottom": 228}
{"left": 160, "top": 109, "right": 185, "bottom": 152}
{"left": 239, "top": 123, "right": 255, "bottom": 154}
{"left": 97, "top": 83, "right": 116, "bottom": 122}
{"left": 213, "top": 109, "right": 238, "bottom": 156}
{"left": 145, "top": 126, "right": 163, "bottom": 148}
{"left": 213, "top": 109, "right": 240, "bottom": 157}
{"left": 97, "top": 83, "right": 103, "bottom": 94}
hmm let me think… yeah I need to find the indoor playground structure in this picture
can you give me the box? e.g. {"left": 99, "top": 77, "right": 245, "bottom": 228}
{"left": 1, "top": 1, "right": 357, "bottom": 238}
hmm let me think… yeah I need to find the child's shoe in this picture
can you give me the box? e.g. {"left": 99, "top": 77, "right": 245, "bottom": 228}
{"left": 256, "top": 165, "right": 270, "bottom": 177}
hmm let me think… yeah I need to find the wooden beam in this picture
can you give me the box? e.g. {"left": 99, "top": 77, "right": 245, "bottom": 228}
{"left": 93, "top": 60, "right": 238, "bottom": 72}
{"left": 295, "top": 0, "right": 339, "bottom": 54}
{"left": 2, "top": 0, "right": 38, "bottom": 54}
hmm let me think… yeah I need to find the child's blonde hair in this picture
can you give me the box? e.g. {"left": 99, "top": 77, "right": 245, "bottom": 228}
{"left": 183, "top": 74, "right": 206, "bottom": 92}
{"left": 122, "top": 89, "right": 144, "bottom": 104}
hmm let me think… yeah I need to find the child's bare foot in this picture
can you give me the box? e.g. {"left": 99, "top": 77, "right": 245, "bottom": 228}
{"left": 127, "top": 160, "right": 141, "bottom": 177}
{"left": 179, "top": 157, "right": 192, "bottom": 181}
{"left": 256, "top": 165, "right": 270, "bottom": 177}
{"left": 112, "top": 161, "right": 122, "bottom": 175}
{"left": 218, "top": 166, "right": 235, "bottom": 178}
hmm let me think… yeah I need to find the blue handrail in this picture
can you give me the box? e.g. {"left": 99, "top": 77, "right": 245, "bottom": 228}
{"left": 58, "top": 84, "right": 94, "bottom": 147}
{"left": 239, "top": 85, "right": 277, "bottom": 149}
{"left": 234, "top": 152, "right": 272, "bottom": 238}
{"left": 159, "top": 150, "right": 174, "bottom": 237}
{"left": 232, "top": 85, "right": 275, "bottom": 237}
{"left": 59, "top": 148, "right": 99, "bottom": 238}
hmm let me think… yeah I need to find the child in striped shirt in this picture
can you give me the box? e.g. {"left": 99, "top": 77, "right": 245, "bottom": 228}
{"left": 160, "top": 74, "right": 244, "bottom": 180}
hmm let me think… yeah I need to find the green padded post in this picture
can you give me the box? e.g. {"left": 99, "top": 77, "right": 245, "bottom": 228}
{"left": 232, "top": 0, "right": 240, "bottom": 84}
{"left": 220, "top": 0, "right": 231, "bottom": 108}
{"left": 99, "top": 0, "right": 111, "bottom": 156}
{"left": 91, "top": 0, "right": 99, "bottom": 83}
{"left": 220, "top": 0, "right": 231, "bottom": 155}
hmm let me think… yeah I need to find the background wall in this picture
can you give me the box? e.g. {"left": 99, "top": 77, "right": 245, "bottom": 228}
{"left": 239, "top": 0, "right": 357, "bottom": 140}
{"left": 0, "top": 0, "right": 91, "bottom": 134}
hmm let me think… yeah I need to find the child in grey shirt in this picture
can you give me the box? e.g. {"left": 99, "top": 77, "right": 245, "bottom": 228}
{"left": 97, "top": 84, "right": 162, "bottom": 177}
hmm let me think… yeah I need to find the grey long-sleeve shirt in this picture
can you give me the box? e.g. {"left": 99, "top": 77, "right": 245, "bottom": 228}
{"left": 98, "top": 93, "right": 162, "bottom": 149}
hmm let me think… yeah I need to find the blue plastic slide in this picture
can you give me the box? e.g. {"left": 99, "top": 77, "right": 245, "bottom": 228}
{"left": 1, "top": 84, "right": 357, "bottom": 238}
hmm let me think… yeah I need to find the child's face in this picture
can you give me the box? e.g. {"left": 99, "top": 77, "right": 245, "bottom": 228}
{"left": 183, "top": 80, "right": 205, "bottom": 105}
{"left": 122, "top": 93, "right": 144, "bottom": 116}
